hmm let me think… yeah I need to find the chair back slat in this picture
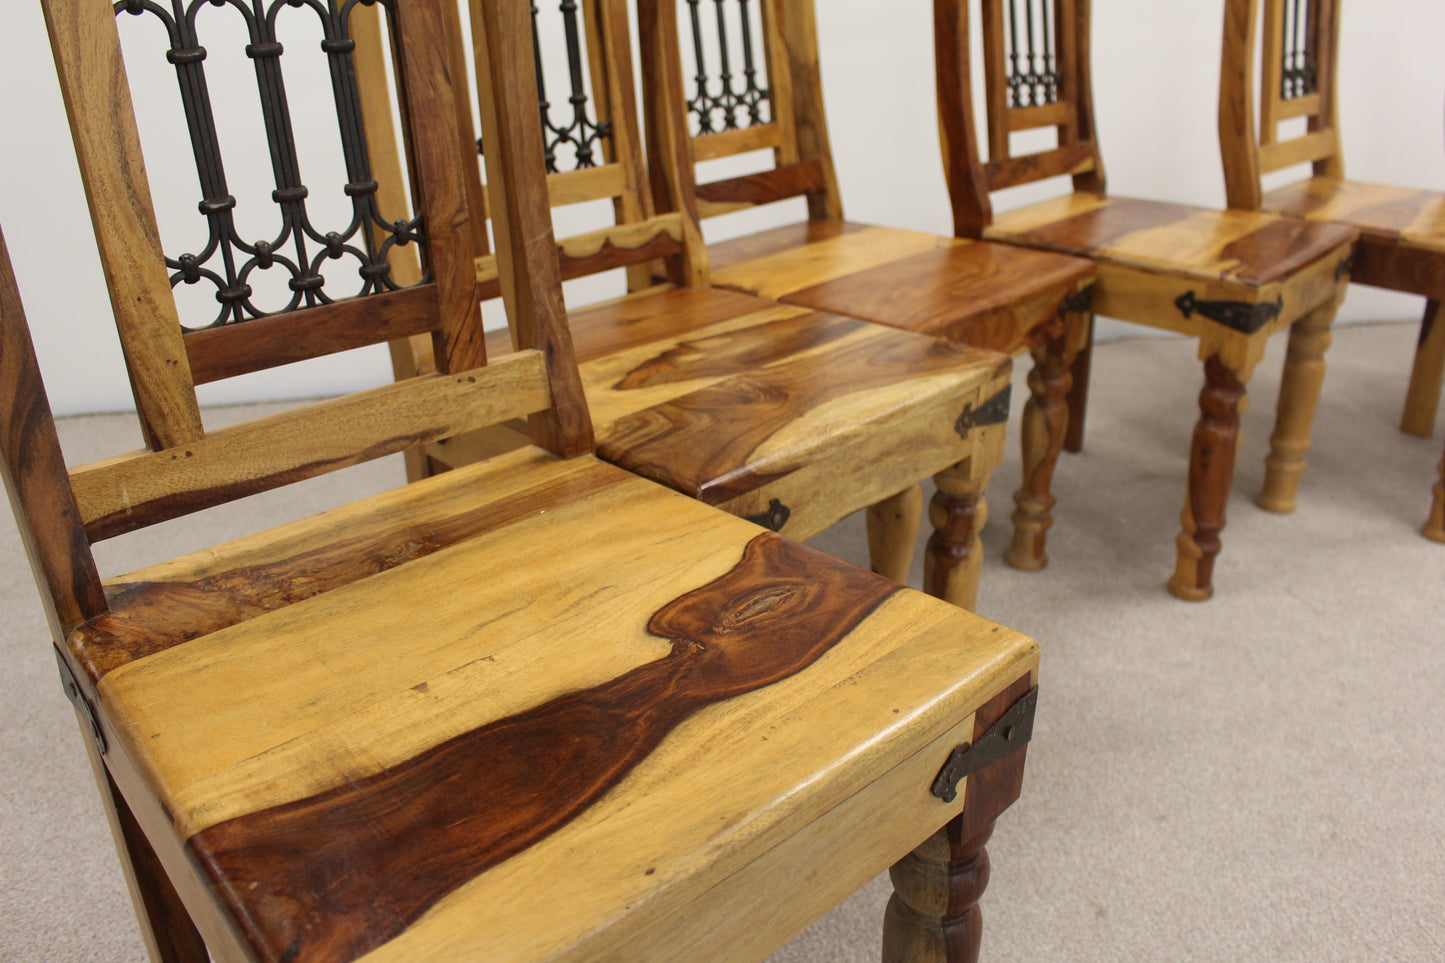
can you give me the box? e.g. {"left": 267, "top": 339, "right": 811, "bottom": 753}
{"left": 934, "top": 0, "right": 1105, "bottom": 237}
{"left": 1221, "top": 0, "right": 1344, "bottom": 209}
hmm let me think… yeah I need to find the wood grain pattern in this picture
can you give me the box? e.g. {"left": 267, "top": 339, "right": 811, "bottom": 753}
{"left": 80, "top": 454, "right": 1038, "bottom": 962}
{"left": 692, "top": 160, "right": 828, "bottom": 209}
{"left": 187, "top": 533, "right": 896, "bottom": 963}
{"left": 70, "top": 351, "right": 551, "bottom": 541}
{"left": 1403, "top": 300, "right": 1445, "bottom": 437}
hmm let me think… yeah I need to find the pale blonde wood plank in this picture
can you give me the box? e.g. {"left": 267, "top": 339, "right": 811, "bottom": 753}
{"left": 1007, "top": 102, "right": 1073, "bottom": 132}
{"left": 70, "top": 352, "right": 551, "bottom": 538}
{"left": 708, "top": 225, "right": 950, "bottom": 299}
{"left": 691, "top": 123, "right": 785, "bottom": 162}
{"left": 547, "top": 163, "right": 631, "bottom": 207}
{"left": 1259, "top": 129, "right": 1339, "bottom": 175}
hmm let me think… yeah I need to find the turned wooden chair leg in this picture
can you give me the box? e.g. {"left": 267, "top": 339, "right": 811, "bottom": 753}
{"left": 1062, "top": 313, "right": 1094, "bottom": 454}
{"left": 1426, "top": 444, "right": 1445, "bottom": 542}
{"left": 868, "top": 484, "right": 925, "bottom": 584}
{"left": 925, "top": 456, "right": 996, "bottom": 611}
{"left": 1006, "top": 334, "right": 1073, "bottom": 571}
{"left": 1402, "top": 299, "right": 1445, "bottom": 438}
{"left": 1169, "top": 355, "right": 1249, "bottom": 602}
{"left": 1259, "top": 303, "right": 1335, "bottom": 513}
{"left": 80, "top": 731, "right": 208, "bottom": 963}
{"left": 882, "top": 820, "right": 993, "bottom": 963}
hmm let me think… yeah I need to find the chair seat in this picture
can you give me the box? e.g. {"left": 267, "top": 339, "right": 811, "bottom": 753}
{"left": 468, "top": 285, "right": 1014, "bottom": 541}
{"left": 68, "top": 448, "right": 1038, "bottom": 963}
{"left": 987, "top": 193, "right": 1356, "bottom": 340}
{"left": 708, "top": 220, "right": 1094, "bottom": 355}
{"left": 1263, "top": 177, "right": 1445, "bottom": 298}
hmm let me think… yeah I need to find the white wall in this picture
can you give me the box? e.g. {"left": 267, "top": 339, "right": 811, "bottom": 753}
{"left": 1, "top": 1, "right": 1441, "bottom": 415}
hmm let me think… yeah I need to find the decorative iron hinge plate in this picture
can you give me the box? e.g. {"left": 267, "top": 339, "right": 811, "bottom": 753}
{"left": 745, "top": 498, "right": 792, "bottom": 532}
{"left": 1174, "top": 291, "right": 1283, "bottom": 335}
{"left": 930, "top": 686, "right": 1038, "bottom": 803}
{"left": 954, "top": 386, "right": 1012, "bottom": 440}
{"left": 56, "top": 648, "right": 105, "bottom": 755}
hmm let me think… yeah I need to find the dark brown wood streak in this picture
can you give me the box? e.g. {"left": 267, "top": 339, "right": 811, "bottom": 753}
{"left": 694, "top": 160, "right": 828, "bottom": 208}
{"left": 187, "top": 533, "right": 898, "bottom": 963}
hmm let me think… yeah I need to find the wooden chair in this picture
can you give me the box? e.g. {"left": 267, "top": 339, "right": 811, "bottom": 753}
{"left": 1220, "top": 0, "right": 1445, "bottom": 440}
{"left": 633, "top": 0, "right": 1096, "bottom": 573}
{"left": 378, "top": 0, "right": 1021, "bottom": 610}
{"left": 13, "top": 0, "right": 1042, "bottom": 959}
{"left": 1430, "top": 445, "right": 1445, "bottom": 541}
{"left": 932, "top": 0, "right": 1358, "bottom": 601}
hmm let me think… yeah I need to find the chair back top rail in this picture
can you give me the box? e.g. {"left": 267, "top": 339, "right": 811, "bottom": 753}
{"left": 1219, "top": 0, "right": 1344, "bottom": 210}
{"left": 6, "top": 0, "right": 593, "bottom": 635}
{"left": 934, "top": 0, "right": 1106, "bottom": 238}
{"left": 637, "top": 0, "right": 842, "bottom": 224}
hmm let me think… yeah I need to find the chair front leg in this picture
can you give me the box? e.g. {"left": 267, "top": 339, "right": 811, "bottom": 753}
{"left": 1169, "top": 354, "right": 1249, "bottom": 601}
{"left": 1006, "top": 332, "right": 1074, "bottom": 571}
{"left": 868, "top": 484, "right": 925, "bottom": 584}
{"left": 80, "top": 728, "right": 209, "bottom": 963}
{"left": 1259, "top": 300, "right": 1336, "bottom": 513}
{"left": 925, "top": 455, "right": 996, "bottom": 611}
{"left": 882, "top": 820, "right": 993, "bottom": 963}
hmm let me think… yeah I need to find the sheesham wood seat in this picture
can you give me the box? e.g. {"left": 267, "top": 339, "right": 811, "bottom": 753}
{"left": 377, "top": 0, "right": 1018, "bottom": 608}
{"left": 634, "top": 0, "right": 1097, "bottom": 572}
{"left": 1220, "top": 0, "right": 1445, "bottom": 441}
{"left": 1218, "top": 0, "right": 1445, "bottom": 543}
{"left": 933, "top": 0, "right": 1357, "bottom": 600}
{"left": 13, "top": 1, "right": 1041, "bottom": 960}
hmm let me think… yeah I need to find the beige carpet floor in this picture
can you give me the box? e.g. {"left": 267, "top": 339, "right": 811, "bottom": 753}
{"left": 2, "top": 322, "right": 1441, "bottom": 961}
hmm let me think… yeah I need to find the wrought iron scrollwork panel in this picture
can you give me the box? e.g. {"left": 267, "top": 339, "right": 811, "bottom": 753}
{"left": 1279, "top": 0, "right": 1318, "bottom": 100}
{"left": 115, "top": 0, "right": 422, "bottom": 331}
{"left": 1003, "top": 0, "right": 1061, "bottom": 109}
{"left": 525, "top": 1, "right": 613, "bottom": 174}
{"left": 684, "top": 0, "right": 771, "bottom": 135}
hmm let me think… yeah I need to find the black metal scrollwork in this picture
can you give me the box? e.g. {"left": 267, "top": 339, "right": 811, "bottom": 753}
{"left": 1280, "top": 0, "right": 1318, "bottom": 100}
{"left": 528, "top": 1, "right": 613, "bottom": 173}
{"left": 684, "top": 0, "right": 771, "bottom": 134}
{"left": 116, "top": 0, "right": 423, "bottom": 330}
{"left": 1004, "top": 0, "right": 1061, "bottom": 108}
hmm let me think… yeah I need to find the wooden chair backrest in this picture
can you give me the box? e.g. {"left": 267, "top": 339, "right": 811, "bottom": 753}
{"left": 1219, "top": 0, "right": 1344, "bottom": 210}
{"left": 933, "top": 0, "right": 1106, "bottom": 238}
{"left": 7, "top": 0, "right": 590, "bottom": 638}
{"left": 635, "top": 0, "right": 843, "bottom": 224}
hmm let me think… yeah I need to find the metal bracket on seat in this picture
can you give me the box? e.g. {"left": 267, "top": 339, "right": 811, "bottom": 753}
{"left": 954, "top": 385, "right": 1012, "bottom": 440}
{"left": 1174, "top": 291, "right": 1283, "bottom": 335}
{"left": 745, "top": 498, "right": 792, "bottom": 532}
{"left": 56, "top": 648, "right": 105, "bottom": 755}
{"left": 930, "top": 686, "right": 1038, "bottom": 804}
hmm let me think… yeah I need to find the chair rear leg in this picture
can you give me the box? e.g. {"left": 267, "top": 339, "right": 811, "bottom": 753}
{"left": 867, "top": 484, "right": 924, "bottom": 584}
{"left": 1062, "top": 313, "right": 1094, "bottom": 453}
{"left": 925, "top": 455, "right": 997, "bottom": 611}
{"left": 81, "top": 734, "right": 208, "bottom": 963}
{"left": 1259, "top": 300, "right": 1336, "bottom": 514}
{"left": 1401, "top": 299, "right": 1444, "bottom": 438}
{"left": 1426, "top": 443, "right": 1445, "bottom": 542}
{"left": 1169, "top": 355, "right": 1249, "bottom": 602}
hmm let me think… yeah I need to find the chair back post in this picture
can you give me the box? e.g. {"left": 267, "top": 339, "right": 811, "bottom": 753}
{"left": 473, "top": 0, "right": 596, "bottom": 457}
{"left": 0, "top": 226, "right": 108, "bottom": 641}
{"left": 934, "top": 0, "right": 1106, "bottom": 232}
{"left": 934, "top": 0, "right": 993, "bottom": 238}
{"left": 1220, "top": 0, "right": 1345, "bottom": 209}
{"left": 636, "top": 0, "right": 716, "bottom": 286}
{"left": 773, "top": 0, "right": 843, "bottom": 221}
